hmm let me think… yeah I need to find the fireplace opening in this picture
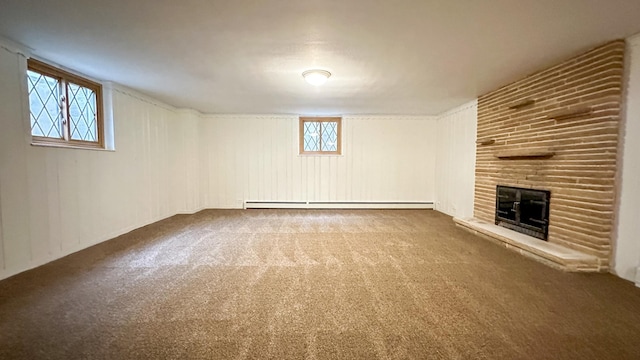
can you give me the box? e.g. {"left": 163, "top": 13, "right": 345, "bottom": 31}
{"left": 495, "top": 185, "right": 550, "bottom": 240}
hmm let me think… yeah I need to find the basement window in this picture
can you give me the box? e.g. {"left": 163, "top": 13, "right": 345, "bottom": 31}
{"left": 299, "top": 117, "right": 342, "bottom": 155}
{"left": 26, "top": 58, "right": 104, "bottom": 149}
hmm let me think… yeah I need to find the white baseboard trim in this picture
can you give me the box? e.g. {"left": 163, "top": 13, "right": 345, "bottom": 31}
{"left": 636, "top": 266, "right": 640, "bottom": 287}
{"left": 244, "top": 201, "right": 434, "bottom": 210}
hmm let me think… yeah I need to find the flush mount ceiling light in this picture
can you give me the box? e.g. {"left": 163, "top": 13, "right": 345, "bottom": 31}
{"left": 302, "top": 69, "right": 331, "bottom": 86}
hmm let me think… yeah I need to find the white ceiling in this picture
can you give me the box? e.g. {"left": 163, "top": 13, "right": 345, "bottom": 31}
{"left": 1, "top": 0, "right": 640, "bottom": 115}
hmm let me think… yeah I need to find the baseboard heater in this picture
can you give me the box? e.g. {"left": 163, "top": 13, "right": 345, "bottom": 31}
{"left": 243, "top": 201, "right": 434, "bottom": 210}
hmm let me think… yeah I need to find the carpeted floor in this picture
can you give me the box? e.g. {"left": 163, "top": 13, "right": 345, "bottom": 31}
{"left": 0, "top": 209, "right": 639, "bottom": 359}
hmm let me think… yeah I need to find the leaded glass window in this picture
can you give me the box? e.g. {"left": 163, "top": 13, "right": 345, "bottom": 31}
{"left": 27, "top": 70, "right": 63, "bottom": 138}
{"left": 27, "top": 58, "right": 104, "bottom": 149}
{"left": 299, "top": 117, "right": 342, "bottom": 155}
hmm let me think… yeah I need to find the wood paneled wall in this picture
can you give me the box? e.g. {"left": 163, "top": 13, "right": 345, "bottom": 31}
{"left": 435, "top": 101, "right": 477, "bottom": 218}
{"left": 199, "top": 115, "right": 437, "bottom": 208}
{"left": 475, "top": 40, "right": 625, "bottom": 265}
{"left": 0, "top": 46, "right": 202, "bottom": 280}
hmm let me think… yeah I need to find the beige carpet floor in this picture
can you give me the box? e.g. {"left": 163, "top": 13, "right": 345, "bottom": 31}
{"left": 0, "top": 209, "right": 639, "bottom": 359}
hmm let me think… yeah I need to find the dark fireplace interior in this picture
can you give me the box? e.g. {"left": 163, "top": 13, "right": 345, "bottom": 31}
{"left": 495, "top": 185, "right": 550, "bottom": 240}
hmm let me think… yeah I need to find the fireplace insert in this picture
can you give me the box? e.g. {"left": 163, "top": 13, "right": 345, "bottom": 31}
{"left": 495, "top": 185, "right": 550, "bottom": 240}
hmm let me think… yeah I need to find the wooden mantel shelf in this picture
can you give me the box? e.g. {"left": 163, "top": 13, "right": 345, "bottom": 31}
{"left": 494, "top": 149, "right": 555, "bottom": 159}
{"left": 507, "top": 99, "right": 535, "bottom": 110}
{"left": 547, "top": 107, "right": 593, "bottom": 120}
{"left": 476, "top": 138, "right": 496, "bottom": 146}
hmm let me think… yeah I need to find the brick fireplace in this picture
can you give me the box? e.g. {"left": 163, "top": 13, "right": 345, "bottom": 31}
{"left": 456, "top": 40, "right": 625, "bottom": 271}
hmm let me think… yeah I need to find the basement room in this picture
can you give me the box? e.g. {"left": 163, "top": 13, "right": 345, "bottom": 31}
{"left": 1, "top": 0, "right": 640, "bottom": 359}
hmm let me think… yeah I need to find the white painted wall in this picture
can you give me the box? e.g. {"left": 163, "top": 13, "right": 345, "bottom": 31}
{"left": 0, "top": 45, "right": 201, "bottom": 280}
{"left": 170, "top": 109, "right": 203, "bottom": 213}
{"left": 200, "top": 115, "right": 437, "bottom": 208}
{"left": 614, "top": 34, "right": 640, "bottom": 285}
{"left": 434, "top": 101, "right": 477, "bottom": 218}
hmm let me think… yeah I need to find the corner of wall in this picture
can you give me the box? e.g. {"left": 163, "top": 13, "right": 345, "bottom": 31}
{"left": 0, "top": 35, "right": 31, "bottom": 59}
{"left": 627, "top": 32, "right": 640, "bottom": 46}
{"left": 436, "top": 99, "right": 478, "bottom": 121}
{"left": 175, "top": 108, "right": 203, "bottom": 117}
{"left": 102, "top": 82, "right": 116, "bottom": 150}
{"left": 612, "top": 32, "right": 640, "bottom": 282}
{"left": 434, "top": 99, "right": 478, "bottom": 219}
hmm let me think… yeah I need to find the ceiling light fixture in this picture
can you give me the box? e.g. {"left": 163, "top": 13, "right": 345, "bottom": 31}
{"left": 302, "top": 69, "right": 331, "bottom": 86}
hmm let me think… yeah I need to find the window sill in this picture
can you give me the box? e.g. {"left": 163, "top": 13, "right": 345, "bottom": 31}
{"left": 298, "top": 153, "right": 343, "bottom": 157}
{"left": 30, "top": 141, "right": 115, "bottom": 152}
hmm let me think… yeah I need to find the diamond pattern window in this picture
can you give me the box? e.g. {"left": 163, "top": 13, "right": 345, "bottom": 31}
{"left": 299, "top": 117, "right": 342, "bottom": 155}
{"left": 27, "top": 59, "right": 104, "bottom": 149}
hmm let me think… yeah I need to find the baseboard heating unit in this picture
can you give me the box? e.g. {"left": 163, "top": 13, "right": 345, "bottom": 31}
{"left": 243, "top": 201, "right": 434, "bottom": 210}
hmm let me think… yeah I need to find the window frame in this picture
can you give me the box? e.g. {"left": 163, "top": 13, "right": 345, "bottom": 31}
{"left": 27, "top": 58, "right": 105, "bottom": 149}
{"left": 299, "top": 116, "right": 342, "bottom": 155}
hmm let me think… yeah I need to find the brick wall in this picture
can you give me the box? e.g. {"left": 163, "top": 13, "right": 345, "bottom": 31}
{"left": 475, "top": 40, "right": 625, "bottom": 266}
